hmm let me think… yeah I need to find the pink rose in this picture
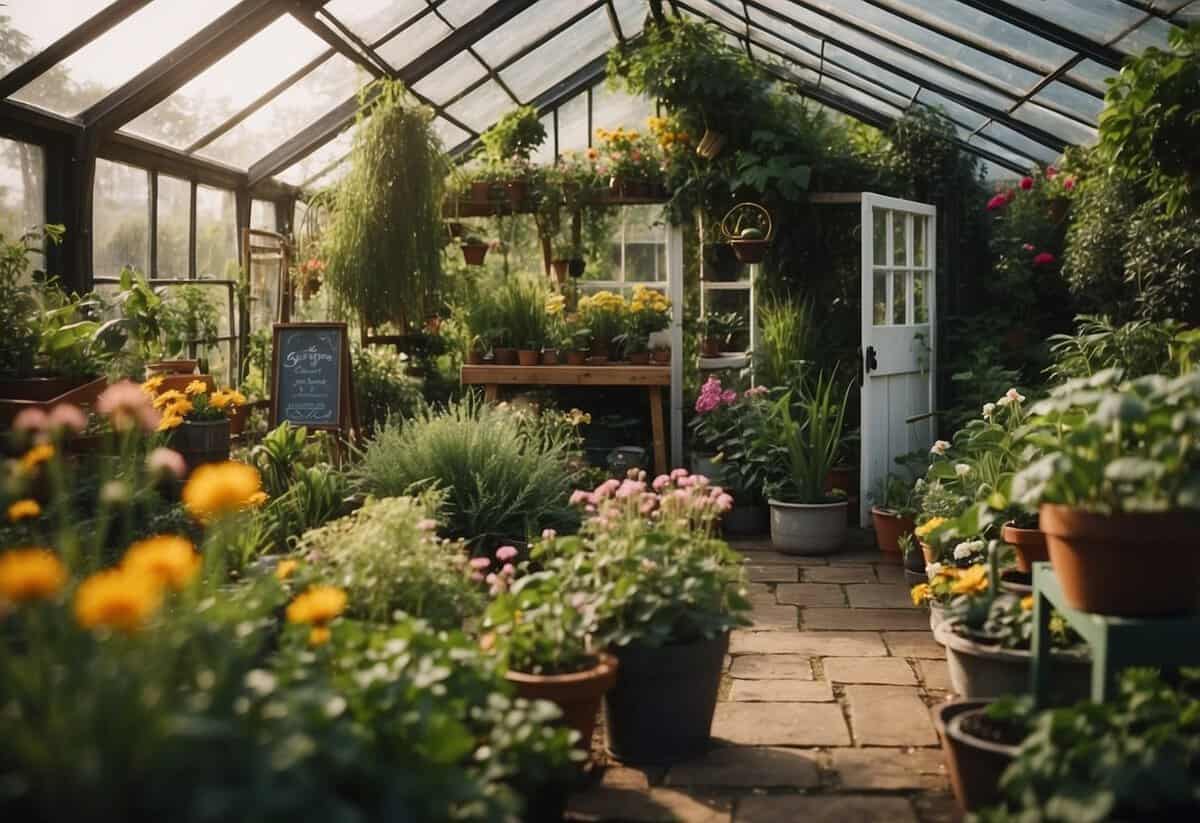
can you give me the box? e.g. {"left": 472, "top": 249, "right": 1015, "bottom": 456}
{"left": 986, "top": 193, "right": 1008, "bottom": 211}
{"left": 1022, "top": 243, "right": 1035, "bottom": 252}
{"left": 721, "top": 389, "right": 737, "bottom": 404}
{"left": 1046, "top": 165, "right": 1058, "bottom": 178}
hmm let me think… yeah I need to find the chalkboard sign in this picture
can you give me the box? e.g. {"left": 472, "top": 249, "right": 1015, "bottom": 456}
{"left": 271, "top": 323, "right": 355, "bottom": 433}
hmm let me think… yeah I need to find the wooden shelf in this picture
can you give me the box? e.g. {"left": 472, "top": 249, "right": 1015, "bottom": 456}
{"left": 461, "top": 364, "right": 670, "bottom": 387}
{"left": 700, "top": 279, "right": 753, "bottom": 291}
{"left": 444, "top": 191, "right": 670, "bottom": 219}
{"left": 698, "top": 353, "right": 751, "bottom": 370}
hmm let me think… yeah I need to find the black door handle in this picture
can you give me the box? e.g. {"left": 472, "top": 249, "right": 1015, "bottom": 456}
{"left": 865, "top": 345, "right": 878, "bottom": 374}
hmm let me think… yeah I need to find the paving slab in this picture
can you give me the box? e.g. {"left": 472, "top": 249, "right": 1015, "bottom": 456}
{"left": 567, "top": 787, "right": 730, "bottom": 823}
{"left": 600, "top": 766, "right": 651, "bottom": 791}
{"left": 844, "top": 685, "right": 939, "bottom": 746}
{"left": 729, "top": 653, "right": 814, "bottom": 679}
{"left": 802, "top": 566, "right": 876, "bottom": 584}
{"left": 730, "top": 679, "right": 834, "bottom": 702}
{"left": 735, "top": 795, "right": 919, "bottom": 823}
{"left": 915, "top": 659, "right": 953, "bottom": 692}
{"left": 775, "top": 582, "right": 846, "bottom": 607}
{"left": 711, "top": 701, "right": 850, "bottom": 746}
{"left": 803, "top": 608, "right": 931, "bottom": 631}
{"left": 874, "top": 564, "right": 908, "bottom": 584}
{"left": 737, "top": 550, "right": 828, "bottom": 566}
{"left": 730, "top": 630, "right": 887, "bottom": 657}
{"left": 823, "top": 657, "right": 917, "bottom": 685}
{"left": 666, "top": 746, "right": 820, "bottom": 788}
{"left": 830, "top": 747, "right": 946, "bottom": 789}
{"left": 883, "top": 631, "right": 946, "bottom": 659}
{"left": 831, "top": 549, "right": 897, "bottom": 565}
{"left": 845, "top": 583, "right": 914, "bottom": 609}
{"left": 745, "top": 564, "right": 798, "bottom": 583}
{"left": 748, "top": 603, "right": 798, "bottom": 629}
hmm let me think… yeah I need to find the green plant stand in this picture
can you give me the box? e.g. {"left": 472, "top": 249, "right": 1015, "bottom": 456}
{"left": 1030, "top": 562, "right": 1200, "bottom": 707}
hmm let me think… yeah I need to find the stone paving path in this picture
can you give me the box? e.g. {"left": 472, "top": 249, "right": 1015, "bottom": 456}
{"left": 567, "top": 533, "right": 958, "bottom": 823}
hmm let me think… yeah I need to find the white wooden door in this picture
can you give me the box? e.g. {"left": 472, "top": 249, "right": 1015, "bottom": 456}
{"left": 859, "top": 194, "right": 937, "bottom": 524}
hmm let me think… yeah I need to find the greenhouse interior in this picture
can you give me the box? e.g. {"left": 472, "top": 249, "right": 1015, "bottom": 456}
{"left": 2, "top": 0, "right": 1200, "bottom": 821}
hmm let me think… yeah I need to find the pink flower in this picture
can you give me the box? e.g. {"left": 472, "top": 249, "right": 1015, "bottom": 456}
{"left": 12, "top": 408, "right": 48, "bottom": 433}
{"left": 416, "top": 518, "right": 438, "bottom": 531}
{"left": 541, "top": 528, "right": 557, "bottom": 540}
{"left": 145, "top": 447, "right": 187, "bottom": 481}
{"left": 986, "top": 193, "right": 1008, "bottom": 211}
{"left": 495, "top": 545, "right": 518, "bottom": 562}
{"left": 48, "top": 404, "right": 87, "bottom": 434}
{"left": 469, "top": 557, "right": 492, "bottom": 570}
{"left": 594, "top": 478, "right": 621, "bottom": 499}
{"left": 670, "top": 468, "right": 689, "bottom": 480}
{"left": 1019, "top": 176, "right": 1033, "bottom": 190}
{"left": 500, "top": 563, "right": 515, "bottom": 577}
{"left": 693, "top": 475, "right": 710, "bottom": 488}
{"left": 471, "top": 571, "right": 485, "bottom": 582}
{"left": 721, "top": 390, "right": 737, "bottom": 404}
{"left": 569, "top": 490, "right": 591, "bottom": 506}
{"left": 1063, "top": 177, "right": 1076, "bottom": 191}
{"left": 716, "top": 493, "right": 734, "bottom": 511}
{"left": 652, "top": 474, "right": 670, "bottom": 491}
{"left": 1022, "top": 243, "right": 1035, "bottom": 252}
{"left": 97, "top": 380, "right": 160, "bottom": 432}
{"left": 1046, "top": 165, "right": 1058, "bottom": 179}
{"left": 695, "top": 393, "right": 720, "bottom": 413}
{"left": 1032, "top": 252, "right": 1056, "bottom": 266}
{"left": 744, "top": 385, "right": 768, "bottom": 397}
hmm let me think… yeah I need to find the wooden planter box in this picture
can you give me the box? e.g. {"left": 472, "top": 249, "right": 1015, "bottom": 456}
{"left": 0, "top": 375, "right": 108, "bottom": 428}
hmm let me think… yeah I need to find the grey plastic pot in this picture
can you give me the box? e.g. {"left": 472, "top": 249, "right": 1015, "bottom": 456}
{"left": 768, "top": 499, "right": 848, "bottom": 555}
{"left": 933, "top": 699, "right": 1019, "bottom": 814}
{"left": 934, "top": 621, "right": 1090, "bottom": 701}
{"left": 929, "top": 603, "right": 946, "bottom": 633}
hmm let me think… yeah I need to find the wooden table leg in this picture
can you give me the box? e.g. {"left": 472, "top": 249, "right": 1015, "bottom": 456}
{"left": 484, "top": 384, "right": 500, "bottom": 403}
{"left": 648, "top": 386, "right": 668, "bottom": 477}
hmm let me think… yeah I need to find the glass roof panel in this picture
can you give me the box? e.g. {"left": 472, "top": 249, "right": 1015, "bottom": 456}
{"left": 277, "top": 123, "right": 356, "bottom": 186}
{"left": 822, "top": 45, "right": 920, "bottom": 100}
{"left": 966, "top": 133, "right": 1038, "bottom": 170}
{"left": 816, "top": 76, "right": 904, "bottom": 120}
{"left": 499, "top": 7, "right": 616, "bottom": 101}
{"left": 412, "top": 51, "right": 489, "bottom": 105}
{"left": 747, "top": 25, "right": 822, "bottom": 68}
{"left": 197, "top": 54, "right": 364, "bottom": 169}
{"left": 444, "top": 80, "right": 514, "bottom": 132}
{"left": 375, "top": 11, "right": 453, "bottom": 71}
{"left": 1032, "top": 81, "right": 1105, "bottom": 123}
{"left": 998, "top": 0, "right": 1144, "bottom": 44}
{"left": 1114, "top": 15, "right": 1176, "bottom": 53}
{"left": 611, "top": 0, "right": 650, "bottom": 37}
{"left": 686, "top": 0, "right": 749, "bottom": 32}
{"left": 978, "top": 121, "right": 1062, "bottom": 164}
{"left": 432, "top": 116, "right": 471, "bottom": 152}
{"left": 438, "top": 0, "right": 502, "bottom": 28}
{"left": 915, "top": 89, "right": 989, "bottom": 130}
{"left": 471, "top": 0, "right": 592, "bottom": 66}
{"left": 0, "top": 0, "right": 114, "bottom": 78}
{"left": 122, "top": 15, "right": 327, "bottom": 150}
{"left": 322, "top": 0, "right": 425, "bottom": 45}
{"left": 759, "top": 56, "right": 821, "bottom": 86}
{"left": 1176, "top": 2, "right": 1200, "bottom": 23}
{"left": 1011, "top": 101, "right": 1098, "bottom": 146}
{"left": 821, "top": 65, "right": 912, "bottom": 110}
{"left": 11, "top": 0, "right": 242, "bottom": 116}
{"left": 306, "top": 156, "right": 351, "bottom": 191}
{"left": 555, "top": 90, "right": 590, "bottom": 155}
{"left": 592, "top": 84, "right": 654, "bottom": 135}
{"left": 1065, "top": 59, "right": 1119, "bottom": 94}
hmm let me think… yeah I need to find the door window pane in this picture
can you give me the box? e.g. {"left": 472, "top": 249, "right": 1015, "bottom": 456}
{"left": 156, "top": 175, "right": 191, "bottom": 279}
{"left": 94, "top": 160, "right": 149, "bottom": 278}
{"left": 0, "top": 137, "right": 45, "bottom": 255}
{"left": 892, "top": 271, "right": 908, "bottom": 325}
{"left": 872, "top": 271, "right": 887, "bottom": 325}
{"left": 913, "top": 271, "right": 929, "bottom": 324}
{"left": 872, "top": 208, "right": 886, "bottom": 266}
{"left": 913, "top": 214, "right": 927, "bottom": 266}
{"left": 195, "top": 186, "right": 236, "bottom": 279}
{"left": 893, "top": 213, "right": 907, "bottom": 266}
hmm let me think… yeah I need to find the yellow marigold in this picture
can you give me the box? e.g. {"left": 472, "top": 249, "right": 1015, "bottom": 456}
{"left": 914, "top": 517, "right": 948, "bottom": 539}
{"left": 308, "top": 626, "right": 331, "bottom": 646}
{"left": 152, "top": 389, "right": 187, "bottom": 410}
{"left": 122, "top": 535, "right": 199, "bottom": 590}
{"left": 286, "top": 585, "right": 347, "bottom": 627}
{"left": 182, "top": 461, "right": 263, "bottom": 521}
{"left": 8, "top": 499, "right": 41, "bottom": 522}
{"left": 910, "top": 583, "right": 931, "bottom": 606}
{"left": 544, "top": 293, "right": 566, "bottom": 316}
{"left": 184, "top": 380, "right": 207, "bottom": 396}
{"left": 20, "top": 443, "right": 55, "bottom": 472}
{"left": 0, "top": 548, "right": 66, "bottom": 603}
{"left": 275, "top": 559, "right": 298, "bottom": 581}
{"left": 74, "top": 567, "right": 163, "bottom": 632}
{"left": 246, "top": 490, "right": 268, "bottom": 507}
{"left": 949, "top": 565, "right": 989, "bottom": 596}
{"left": 165, "top": 398, "right": 194, "bottom": 417}
{"left": 157, "top": 412, "right": 184, "bottom": 432}
{"left": 1020, "top": 595, "right": 1034, "bottom": 611}
{"left": 141, "top": 375, "right": 165, "bottom": 395}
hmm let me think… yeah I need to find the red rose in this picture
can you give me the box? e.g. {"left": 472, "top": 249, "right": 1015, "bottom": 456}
{"left": 1020, "top": 176, "right": 1033, "bottom": 190}
{"left": 1033, "top": 252, "right": 1056, "bottom": 266}
{"left": 986, "top": 194, "right": 1008, "bottom": 211}
{"left": 1063, "top": 177, "right": 1076, "bottom": 191}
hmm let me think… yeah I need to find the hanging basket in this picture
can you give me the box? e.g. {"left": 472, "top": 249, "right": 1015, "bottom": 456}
{"left": 695, "top": 128, "right": 727, "bottom": 160}
{"left": 461, "top": 242, "right": 489, "bottom": 266}
{"left": 721, "top": 202, "right": 774, "bottom": 264}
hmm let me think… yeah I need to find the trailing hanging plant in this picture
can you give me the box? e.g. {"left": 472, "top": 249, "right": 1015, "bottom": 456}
{"left": 322, "top": 79, "right": 447, "bottom": 330}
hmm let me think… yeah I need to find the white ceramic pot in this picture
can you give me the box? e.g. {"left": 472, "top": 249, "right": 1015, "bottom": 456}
{"left": 768, "top": 499, "right": 848, "bottom": 555}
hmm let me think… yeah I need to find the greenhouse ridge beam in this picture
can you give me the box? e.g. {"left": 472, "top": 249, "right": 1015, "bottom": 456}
{"left": 248, "top": 0, "right": 538, "bottom": 185}
{"left": 949, "top": 0, "right": 1125, "bottom": 68}
{"left": 0, "top": 0, "right": 153, "bottom": 100}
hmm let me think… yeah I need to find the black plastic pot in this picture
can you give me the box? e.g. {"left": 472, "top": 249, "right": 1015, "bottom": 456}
{"left": 568, "top": 257, "right": 586, "bottom": 278}
{"left": 604, "top": 632, "right": 728, "bottom": 764}
{"left": 723, "top": 503, "right": 769, "bottom": 537}
{"left": 515, "top": 778, "right": 569, "bottom": 823}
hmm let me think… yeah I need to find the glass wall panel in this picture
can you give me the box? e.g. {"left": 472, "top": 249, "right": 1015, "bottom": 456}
{"left": 12, "top": 0, "right": 242, "bottom": 116}
{"left": 0, "top": 137, "right": 45, "bottom": 249}
{"left": 156, "top": 175, "right": 191, "bottom": 279}
{"left": 195, "top": 186, "right": 237, "bottom": 280}
{"left": 198, "top": 55, "right": 363, "bottom": 169}
{"left": 0, "top": 0, "right": 113, "bottom": 78}
{"left": 591, "top": 85, "right": 653, "bottom": 137}
{"left": 93, "top": 159, "right": 149, "bottom": 278}
{"left": 445, "top": 81, "right": 515, "bottom": 133}
{"left": 251, "top": 200, "right": 277, "bottom": 232}
{"left": 555, "top": 91, "right": 590, "bottom": 155}
{"left": 611, "top": 0, "right": 649, "bottom": 39}
{"left": 123, "top": 16, "right": 327, "bottom": 149}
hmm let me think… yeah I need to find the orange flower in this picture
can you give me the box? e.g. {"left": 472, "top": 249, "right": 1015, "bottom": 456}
{"left": 0, "top": 548, "right": 66, "bottom": 603}
{"left": 122, "top": 535, "right": 200, "bottom": 590}
{"left": 74, "top": 568, "right": 163, "bottom": 633}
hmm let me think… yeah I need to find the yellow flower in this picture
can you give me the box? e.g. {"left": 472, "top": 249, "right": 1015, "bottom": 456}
{"left": 184, "top": 380, "right": 207, "bottom": 396}
{"left": 20, "top": 443, "right": 55, "bottom": 472}
{"left": 275, "top": 559, "right": 298, "bottom": 581}
{"left": 122, "top": 535, "right": 199, "bottom": 591}
{"left": 1020, "top": 595, "right": 1034, "bottom": 611}
{"left": 157, "top": 412, "right": 184, "bottom": 432}
{"left": 949, "top": 565, "right": 989, "bottom": 596}
{"left": 286, "top": 585, "right": 347, "bottom": 627}
{"left": 152, "top": 390, "right": 187, "bottom": 410}
{"left": 8, "top": 499, "right": 41, "bottom": 522}
{"left": 182, "top": 461, "right": 263, "bottom": 522}
{"left": 910, "top": 583, "right": 931, "bottom": 606}
{"left": 165, "top": 398, "right": 194, "bottom": 417}
{"left": 210, "top": 389, "right": 246, "bottom": 410}
{"left": 246, "top": 490, "right": 268, "bottom": 507}
{"left": 566, "top": 408, "right": 591, "bottom": 426}
{"left": 74, "top": 567, "right": 163, "bottom": 633}
{"left": 141, "top": 375, "right": 164, "bottom": 395}
{"left": 0, "top": 548, "right": 66, "bottom": 603}
{"left": 914, "top": 517, "right": 948, "bottom": 539}
{"left": 544, "top": 294, "right": 566, "bottom": 316}
{"left": 308, "top": 626, "right": 331, "bottom": 646}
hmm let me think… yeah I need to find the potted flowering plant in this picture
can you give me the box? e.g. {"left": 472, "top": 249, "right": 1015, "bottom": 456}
{"left": 576, "top": 290, "right": 626, "bottom": 361}
{"left": 870, "top": 472, "right": 921, "bottom": 556}
{"left": 616, "top": 286, "right": 670, "bottom": 364}
{"left": 1011, "top": 369, "right": 1200, "bottom": 616}
{"left": 561, "top": 315, "right": 592, "bottom": 366}
{"left": 767, "top": 370, "right": 852, "bottom": 554}
{"left": 460, "top": 233, "right": 490, "bottom": 266}
{"left": 698, "top": 311, "right": 745, "bottom": 357}
{"left": 542, "top": 292, "right": 566, "bottom": 365}
{"left": 142, "top": 376, "right": 246, "bottom": 471}
{"left": 536, "top": 470, "right": 746, "bottom": 764}
{"left": 595, "top": 126, "right": 663, "bottom": 199}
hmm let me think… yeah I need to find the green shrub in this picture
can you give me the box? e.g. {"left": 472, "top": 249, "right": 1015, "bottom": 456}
{"left": 352, "top": 346, "right": 423, "bottom": 434}
{"left": 295, "top": 495, "right": 484, "bottom": 629}
{"left": 353, "top": 398, "right": 582, "bottom": 549}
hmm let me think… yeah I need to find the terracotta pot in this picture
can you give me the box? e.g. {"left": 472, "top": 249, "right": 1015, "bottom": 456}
{"left": 1000, "top": 522, "right": 1048, "bottom": 573}
{"left": 1039, "top": 504, "right": 1200, "bottom": 616}
{"left": 921, "top": 541, "right": 937, "bottom": 567}
{"left": 628, "top": 351, "right": 651, "bottom": 365}
{"left": 541, "top": 349, "right": 560, "bottom": 366}
{"left": 493, "top": 347, "right": 518, "bottom": 366}
{"left": 934, "top": 700, "right": 1019, "bottom": 814}
{"left": 505, "top": 179, "right": 527, "bottom": 208}
{"left": 507, "top": 653, "right": 618, "bottom": 756}
{"left": 461, "top": 243, "right": 489, "bottom": 266}
{"left": 0, "top": 375, "right": 108, "bottom": 428}
{"left": 517, "top": 349, "right": 540, "bottom": 367}
{"left": 146, "top": 360, "right": 199, "bottom": 376}
{"left": 871, "top": 507, "right": 915, "bottom": 555}
{"left": 228, "top": 404, "right": 249, "bottom": 437}
{"left": 551, "top": 259, "right": 570, "bottom": 283}
{"left": 700, "top": 338, "right": 722, "bottom": 357}
{"left": 651, "top": 348, "right": 670, "bottom": 364}
{"left": 565, "top": 351, "right": 588, "bottom": 366}
{"left": 466, "top": 350, "right": 484, "bottom": 365}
